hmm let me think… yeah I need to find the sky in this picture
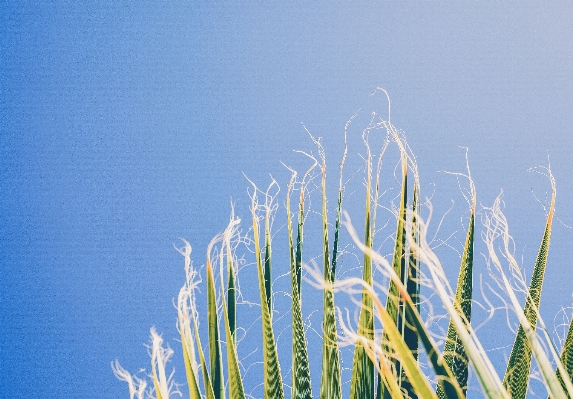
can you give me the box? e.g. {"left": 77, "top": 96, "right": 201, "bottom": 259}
{"left": 1, "top": 2, "right": 573, "bottom": 398}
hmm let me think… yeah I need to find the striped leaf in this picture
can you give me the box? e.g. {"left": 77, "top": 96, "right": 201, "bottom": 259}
{"left": 374, "top": 288, "right": 437, "bottom": 399}
{"left": 346, "top": 209, "right": 465, "bottom": 399}
{"left": 349, "top": 201, "right": 506, "bottom": 398}
{"left": 555, "top": 315, "right": 573, "bottom": 398}
{"left": 341, "top": 274, "right": 438, "bottom": 399}
{"left": 401, "top": 182, "right": 421, "bottom": 399}
{"left": 437, "top": 201, "right": 475, "bottom": 398}
{"left": 287, "top": 175, "right": 312, "bottom": 399}
{"left": 350, "top": 145, "right": 375, "bottom": 399}
{"left": 502, "top": 185, "right": 555, "bottom": 399}
{"left": 496, "top": 247, "right": 568, "bottom": 399}
{"left": 380, "top": 157, "right": 408, "bottom": 399}
{"left": 510, "top": 304, "right": 569, "bottom": 399}
{"left": 320, "top": 178, "right": 343, "bottom": 399}
{"left": 222, "top": 297, "right": 246, "bottom": 399}
{"left": 251, "top": 194, "right": 285, "bottom": 399}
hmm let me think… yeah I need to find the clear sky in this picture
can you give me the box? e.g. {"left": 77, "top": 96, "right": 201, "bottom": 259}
{"left": 1, "top": 2, "right": 573, "bottom": 398}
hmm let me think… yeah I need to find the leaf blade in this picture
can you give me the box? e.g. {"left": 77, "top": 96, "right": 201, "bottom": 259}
{"left": 251, "top": 192, "right": 285, "bottom": 399}
{"left": 437, "top": 207, "right": 475, "bottom": 399}
{"left": 287, "top": 177, "right": 312, "bottom": 399}
{"left": 502, "top": 185, "right": 555, "bottom": 399}
{"left": 350, "top": 146, "right": 375, "bottom": 399}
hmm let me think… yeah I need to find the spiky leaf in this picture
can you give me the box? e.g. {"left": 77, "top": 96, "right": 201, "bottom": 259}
{"left": 556, "top": 315, "right": 573, "bottom": 398}
{"left": 288, "top": 181, "right": 312, "bottom": 399}
{"left": 437, "top": 207, "right": 474, "bottom": 399}
{"left": 221, "top": 227, "right": 246, "bottom": 399}
{"left": 350, "top": 152, "right": 375, "bottom": 399}
{"left": 206, "top": 253, "right": 225, "bottom": 399}
{"left": 503, "top": 194, "right": 554, "bottom": 399}
{"left": 381, "top": 158, "right": 408, "bottom": 399}
{"left": 251, "top": 197, "right": 285, "bottom": 399}
{"left": 320, "top": 187, "right": 343, "bottom": 399}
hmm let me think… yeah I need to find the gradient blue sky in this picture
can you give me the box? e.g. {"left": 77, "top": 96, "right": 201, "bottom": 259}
{"left": 2, "top": 2, "right": 573, "bottom": 398}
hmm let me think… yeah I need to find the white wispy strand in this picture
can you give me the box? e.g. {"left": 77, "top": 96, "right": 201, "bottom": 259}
{"left": 111, "top": 359, "right": 148, "bottom": 399}
{"left": 175, "top": 239, "right": 200, "bottom": 376}
{"left": 150, "top": 327, "right": 179, "bottom": 399}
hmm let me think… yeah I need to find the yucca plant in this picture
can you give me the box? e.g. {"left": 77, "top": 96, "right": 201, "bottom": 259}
{"left": 113, "top": 101, "right": 573, "bottom": 399}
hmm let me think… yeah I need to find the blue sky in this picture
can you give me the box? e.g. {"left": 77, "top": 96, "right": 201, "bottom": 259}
{"left": 1, "top": 2, "right": 573, "bottom": 398}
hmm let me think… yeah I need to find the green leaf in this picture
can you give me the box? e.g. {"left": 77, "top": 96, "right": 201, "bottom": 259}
{"left": 251, "top": 193, "right": 285, "bottom": 399}
{"left": 344, "top": 274, "right": 438, "bottom": 399}
{"left": 404, "top": 184, "right": 420, "bottom": 355}
{"left": 437, "top": 204, "right": 475, "bottom": 399}
{"left": 320, "top": 181, "right": 343, "bottom": 399}
{"left": 206, "top": 244, "right": 225, "bottom": 399}
{"left": 220, "top": 220, "right": 247, "bottom": 399}
{"left": 497, "top": 247, "right": 568, "bottom": 399}
{"left": 349, "top": 208, "right": 505, "bottom": 399}
{"left": 287, "top": 176, "right": 312, "bottom": 399}
{"left": 503, "top": 189, "right": 555, "bottom": 399}
{"left": 181, "top": 335, "right": 202, "bottom": 399}
{"left": 194, "top": 316, "right": 217, "bottom": 399}
{"left": 228, "top": 247, "right": 237, "bottom": 346}
{"left": 176, "top": 241, "right": 205, "bottom": 399}
{"left": 401, "top": 183, "right": 421, "bottom": 399}
{"left": 347, "top": 204, "right": 465, "bottom": 399}
{"left": 555, "top": 315, "right": 573, "bottom": 398}
{"left": 376, "top": 291, "right": 437, "bottom": 399}
{"left": 350, "top": 146, "right": 375, "bottom": 399}
{"left": 384, "top": 158, "right": 408, "bottom": 399}
{"left": 264, "top": 213, "right": 272, "bottom": 314}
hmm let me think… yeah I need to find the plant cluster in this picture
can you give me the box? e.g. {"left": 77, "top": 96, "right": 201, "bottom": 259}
{"left": 113, "top": 107, "right": 573, "bottom": 399}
